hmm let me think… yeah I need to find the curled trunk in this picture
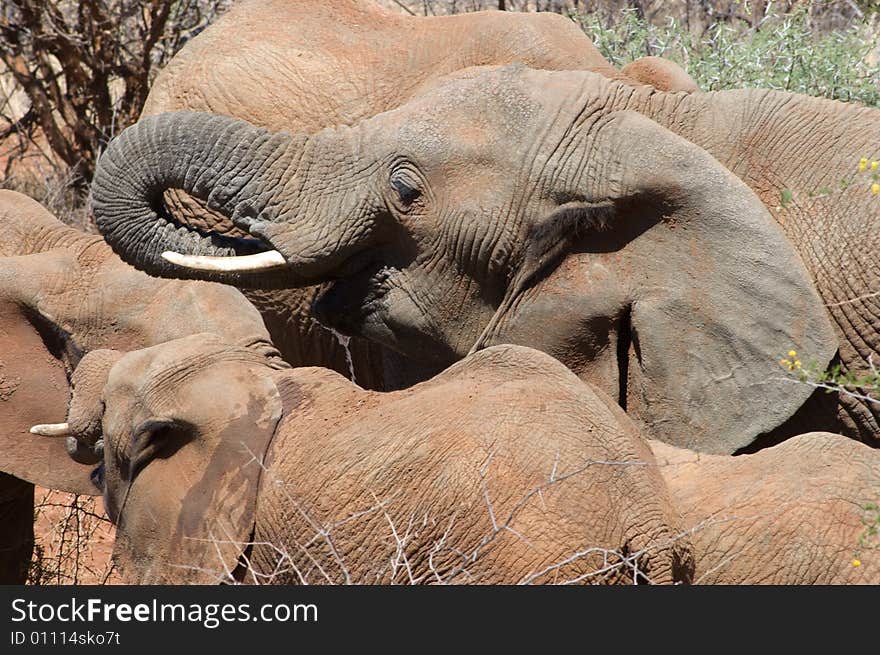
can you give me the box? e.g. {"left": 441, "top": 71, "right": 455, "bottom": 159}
{"left": 91, "top": 112, "right": 307, "bottom": 288}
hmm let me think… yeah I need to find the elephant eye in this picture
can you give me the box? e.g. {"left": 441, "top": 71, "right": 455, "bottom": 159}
{"left": 128, "top": 417, "right": 183, "bottom": 479}
{"left": 390, "top": 170, "right": 421, "bottom": 205}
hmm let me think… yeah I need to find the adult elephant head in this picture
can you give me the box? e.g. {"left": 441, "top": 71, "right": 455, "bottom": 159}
{"left": 135, "top": 0, "right": 698, "bottom": 392}
{"left": 91, "top": 65, "right": 836, "bottom": 454}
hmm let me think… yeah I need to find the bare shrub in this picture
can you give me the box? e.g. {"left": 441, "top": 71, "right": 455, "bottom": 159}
{"left": 0, "top": 0, "right": 232, "bottom": 193}
{"left": 28, "top": 488, "right": 117, "bottom": 585}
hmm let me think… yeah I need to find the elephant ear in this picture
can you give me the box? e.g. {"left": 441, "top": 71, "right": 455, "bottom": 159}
{"left": 109, "top": 357, "right": 283, "bottom": 584}
{"left": 594, "top": 112, "right": 835, "bottom": 453}
{"left": 490, "top": 111, "right": 837, "bottom": 454}
{"left": 0, "top": 299, "right": 96, "bottom": 494}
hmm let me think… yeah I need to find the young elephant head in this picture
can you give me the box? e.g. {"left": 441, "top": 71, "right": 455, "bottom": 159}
{"left": 94, "top": 334, "right": 692, "bottom": 585}
{"left": 91, "top": 65, "right": 836, "bottom": 453}
{"left": 95, "top": 335, "right": 283, "bottom": 583}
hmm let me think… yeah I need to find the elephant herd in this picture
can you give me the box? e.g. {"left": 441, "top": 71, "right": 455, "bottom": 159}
{"left": 0, "top": 0, "right": 877, "bottom": 584}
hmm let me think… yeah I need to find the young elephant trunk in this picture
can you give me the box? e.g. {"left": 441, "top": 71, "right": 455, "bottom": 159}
{"left": 91, "top": 111, "right": 372, "bottom": 289}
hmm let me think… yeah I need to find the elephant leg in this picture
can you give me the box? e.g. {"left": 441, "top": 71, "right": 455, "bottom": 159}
{"left": 0, "top": 471, "right": 35, "bottom": 584}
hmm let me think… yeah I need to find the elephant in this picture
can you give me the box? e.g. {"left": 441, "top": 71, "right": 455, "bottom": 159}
{"left": 0, "top": 189, "right": 285, "bottom": 581}
{"left": 48, "top": 334, "right": 875, "bottom": 585}
{"left": 91, "top": 65, "right": 842, "bottom": 456}
{"left": 651, "top": 433, "right": 880, "bottom": 584}
{"left": 55, "top": 334, "right": 692, "bottom": 585}
{"left": 137, "top": 0, "right": 699, "bottom": 391}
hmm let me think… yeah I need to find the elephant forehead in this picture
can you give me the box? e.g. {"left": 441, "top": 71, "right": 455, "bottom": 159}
{"left": 380, "top": 70, "right": 543, "bottom": 143}
{"left": 105, "top": 336, "right": 260, "bottom": 405}
{"left": 374, "top": 68, "right": 608, "bottom": 172}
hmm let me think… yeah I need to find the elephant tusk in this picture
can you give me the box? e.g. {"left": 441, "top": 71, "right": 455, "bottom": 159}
{"left": 161, "top": 250, "right": 288, "bottom": 272}
{"left": 30, "top": 422, "right": 71, "bottom": 437}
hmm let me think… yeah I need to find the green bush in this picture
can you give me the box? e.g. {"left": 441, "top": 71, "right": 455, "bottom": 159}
{"left": 576, "top": 7, "right": 880, "bottom": 106}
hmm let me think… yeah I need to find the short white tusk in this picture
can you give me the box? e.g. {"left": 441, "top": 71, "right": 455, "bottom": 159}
{"left": 30, "top": 422, "right": 71, "bottom": 437}
{"left": 161, "top": 250, "right": 288, "bottom": 273}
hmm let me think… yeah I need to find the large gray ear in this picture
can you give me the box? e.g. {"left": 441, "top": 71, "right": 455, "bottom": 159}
{"left": 595, "top": 112, "right": 835, "bottom": 453}
{"left": 490, "top": 111, "right": 837, "bottom": 454}
{"left": 0, "top": 299, "right": 96, "bottom": 494}
{"left": 108, "top": 359, "right": 283, "bottom": 584}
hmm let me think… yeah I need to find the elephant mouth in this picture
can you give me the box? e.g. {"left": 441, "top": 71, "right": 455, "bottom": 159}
{"left": 313, "top": 259, "right": 398, "bottom": 334}
{"left": 161, "top": 212, "right": 401, "bottom": 329}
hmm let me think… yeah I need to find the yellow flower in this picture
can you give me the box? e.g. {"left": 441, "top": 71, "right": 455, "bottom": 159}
{"left": 873, "top": 161, "right": 879, "bottom": 171}
{"left": 780, "top": 359, "right": 791, "bottom": 367}
{"left": 794, "top": 360, "right": 801, "bottom": 369}
{"left": 853, "top": 559, "right": 861, "bottom": 567}
{"left": 873, "top": 183, "right": 880, "bottom": 195}
{"left": 860, "top": 157, "right": 868, "bottom": 171}
{"left": 788, "top": 350, "right": 797, "bottom": 358}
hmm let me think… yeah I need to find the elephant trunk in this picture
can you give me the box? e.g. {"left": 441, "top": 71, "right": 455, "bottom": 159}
{"left": 91, "top": 111, "right": 373, "bottom": 288}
